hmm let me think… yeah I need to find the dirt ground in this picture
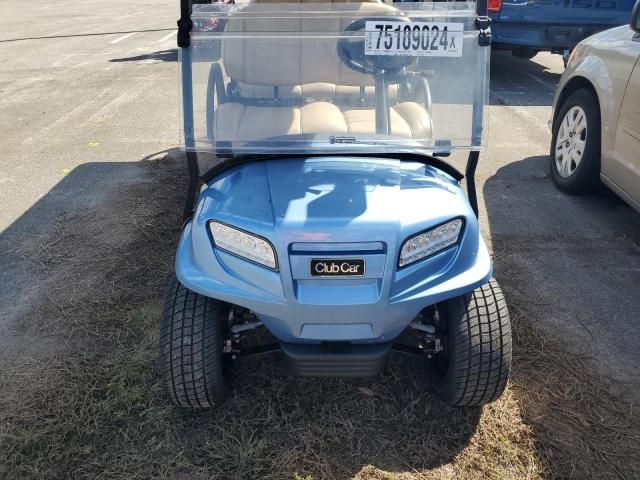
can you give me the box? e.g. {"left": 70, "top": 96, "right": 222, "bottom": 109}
{"left": 1, "top": 153, "right": 639, "bottom": 480}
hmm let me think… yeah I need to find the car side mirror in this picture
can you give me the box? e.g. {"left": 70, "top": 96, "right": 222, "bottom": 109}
{"left": 632, "top": 0, "right": 640, "bottom": 33}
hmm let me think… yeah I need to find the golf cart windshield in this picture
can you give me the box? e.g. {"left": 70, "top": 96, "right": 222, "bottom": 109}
{"left": 179, "top": 0, "right": 489, "bottom": 157}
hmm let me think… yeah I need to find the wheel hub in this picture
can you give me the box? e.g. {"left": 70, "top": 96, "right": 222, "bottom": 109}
{"left": 555, "top": 105, "right": 588, "bottom": 178}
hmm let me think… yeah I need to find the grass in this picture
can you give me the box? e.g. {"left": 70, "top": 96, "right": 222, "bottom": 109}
{"left": 0, "top": 154, "right": 639, "bottom": 479}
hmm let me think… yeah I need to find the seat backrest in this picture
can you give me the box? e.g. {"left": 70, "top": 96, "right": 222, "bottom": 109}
{"left": 221, "top": 1, "right": 399, "bottom": 87}
{"left": 235, "top": 81, "right": 400, "bottom": 103}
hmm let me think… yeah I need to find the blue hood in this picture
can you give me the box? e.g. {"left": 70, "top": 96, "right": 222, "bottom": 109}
{"left": 206, "top": 157, "right": 464, "bottom": 242}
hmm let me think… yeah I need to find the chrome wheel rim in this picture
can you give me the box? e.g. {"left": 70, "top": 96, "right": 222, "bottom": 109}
{"left": 555, "top": 106, "right": 588, "bottom": 178}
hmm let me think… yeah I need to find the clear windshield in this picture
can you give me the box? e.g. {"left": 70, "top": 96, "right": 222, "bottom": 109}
{"left": 180, "top": 1, "right": 488, "bottom": 156}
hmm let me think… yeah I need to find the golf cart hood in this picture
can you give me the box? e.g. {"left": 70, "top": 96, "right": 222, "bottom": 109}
{"left": 176, "top": 156, "right": 491, "bottom": 344}
{"left": 205, "top": 157, "right": 464, "bottom": 237}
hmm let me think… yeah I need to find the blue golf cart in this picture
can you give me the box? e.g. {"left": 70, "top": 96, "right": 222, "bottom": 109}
{"left": 162, "top": 0, "right": 512, "bottom": 408}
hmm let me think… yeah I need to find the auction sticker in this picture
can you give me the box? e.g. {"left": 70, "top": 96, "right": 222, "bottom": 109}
{"left": 365, "top": 21, "right": 464, "bottom": 57}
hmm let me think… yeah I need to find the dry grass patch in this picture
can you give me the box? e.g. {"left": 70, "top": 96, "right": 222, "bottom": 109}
{"left": 507, "top": 304, "right": 640, "bottom": 479}
{"left": 0, "top": 153, "right": 638, "bottom": 479}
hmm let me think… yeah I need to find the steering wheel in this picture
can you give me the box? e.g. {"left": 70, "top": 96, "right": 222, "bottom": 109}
{"left": 337, "top": 16, "right": 416, "bottom": 78}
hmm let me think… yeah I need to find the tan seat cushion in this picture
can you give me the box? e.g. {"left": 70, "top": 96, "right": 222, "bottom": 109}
{"left": 235, "top": 82, "right": 399, "bottom": 103}
{"left": 213, "top": 101, "right": 432, "bottom": 142}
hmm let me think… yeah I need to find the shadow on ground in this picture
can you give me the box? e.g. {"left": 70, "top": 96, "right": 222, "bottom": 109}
{"left": 484, "top": 154, "right": 640, "bottom": 384}
{"left": 3, "top": 150, "right": 639, "bottom": 479}
{"left": 0, "top": 153, "right": 179, "bottom": 356}
{"left": 110, "top": 48, "right": 178, "bottom": 63}
{"left": 484, "top": 154, "right": 640, "bottom": 478}
{"left": 1, "top": 151, "right": 505, "bottom": 480}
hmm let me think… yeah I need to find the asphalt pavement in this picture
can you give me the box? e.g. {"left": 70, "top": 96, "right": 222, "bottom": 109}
{"left": 1, "top": 0, "right": 638, "bottom": 397}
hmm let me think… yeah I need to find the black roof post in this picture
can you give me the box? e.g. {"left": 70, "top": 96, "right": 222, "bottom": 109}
{"left": 178, "top": 0, "right": 193, "bottom": 48}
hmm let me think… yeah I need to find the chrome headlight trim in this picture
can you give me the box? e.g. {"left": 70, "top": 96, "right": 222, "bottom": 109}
{"left": 398, "top": 218, "right": 465, "bottom": 268}
{"left": 208, "top": 220, "right": 279, "bottom": 271}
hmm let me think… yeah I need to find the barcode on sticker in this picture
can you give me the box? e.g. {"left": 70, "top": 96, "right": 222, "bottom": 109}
{"left": 365, "top": 21, "right": 464, "bottom": 57}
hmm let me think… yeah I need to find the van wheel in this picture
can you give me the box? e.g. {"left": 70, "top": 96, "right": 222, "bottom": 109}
{"left": 550, "top": 88, "right": 601, "bottom": 194}
{"left": 160, "top": 276, "right": 227, "bottom": 408}
{"left": 427, "top": 278, "right": 512, "bottom": 407}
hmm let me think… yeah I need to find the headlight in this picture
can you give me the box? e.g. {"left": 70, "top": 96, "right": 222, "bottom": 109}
{"left": 209, "top": 221, "right": 278, "bottom": 270}
{"left": 399, "top": 219, "right": 464, "bottom": 268}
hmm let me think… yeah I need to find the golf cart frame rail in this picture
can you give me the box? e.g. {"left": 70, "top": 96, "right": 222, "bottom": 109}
{"left": 177, "top": 0, "right": 491, "bottom": 220}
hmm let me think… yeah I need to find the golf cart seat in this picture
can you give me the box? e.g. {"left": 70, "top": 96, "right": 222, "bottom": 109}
{"left": 214, "top": 101, "right": 431, "bottom": 140}
{"left": 212, "top": 0, "right": 433, "bottom": 143}
{"left": 234, "top": 81, "right": 401, "bottom": 104}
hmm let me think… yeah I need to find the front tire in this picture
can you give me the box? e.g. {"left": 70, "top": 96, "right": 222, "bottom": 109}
{"left": 550, "top": 88, "right": 601, "bottom": 194}
{"left": 160, "top": 276, "right": 227, "bottom": 408}
{"left": 428, "top": 278, "right": 512, "bottom": 407}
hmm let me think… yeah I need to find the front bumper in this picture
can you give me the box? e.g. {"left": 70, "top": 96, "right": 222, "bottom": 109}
{"left": 281, "top": 341, "right": 393, "bottom": 377}
{"left": 491, "top": 23, "right": 609, "bottom": 50}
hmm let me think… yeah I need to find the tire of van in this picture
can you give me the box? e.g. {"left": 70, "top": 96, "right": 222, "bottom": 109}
{"left": 550, "top": 88, "right": 601, "bottom": 194}
{"left": 160, "top": 276, "right": 227, "bottom": 408}
{"left": 512, "top": 47, "right": 539, "bottom": 60}
{"left": 427, "top": 278, "right": 512, "bottom": 407}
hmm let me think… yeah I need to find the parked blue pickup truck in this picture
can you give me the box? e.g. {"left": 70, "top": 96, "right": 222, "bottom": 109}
{"left": 488, "top": 0, "right": 636, "bottom": 64}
